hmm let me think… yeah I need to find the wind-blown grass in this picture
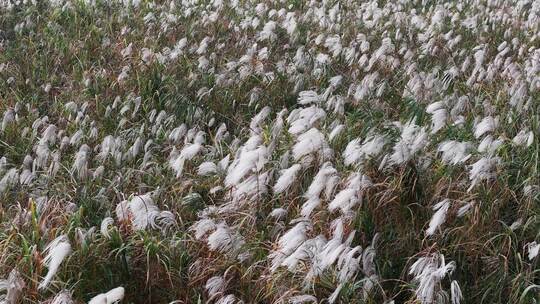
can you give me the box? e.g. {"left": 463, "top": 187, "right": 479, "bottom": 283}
{"left": 0, "top": 0, "right": 539, "bottom": 303}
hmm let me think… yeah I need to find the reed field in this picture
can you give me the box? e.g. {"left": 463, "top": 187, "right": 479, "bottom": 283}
{"left": 0, "top": 0, "right": 540, "bottom": 303}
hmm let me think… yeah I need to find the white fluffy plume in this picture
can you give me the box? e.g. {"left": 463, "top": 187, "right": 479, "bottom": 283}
{"left": 38, "top": 235, "right": 72, "bottom": 290}
{"left": 426, "top": 199, "right": 451, "bottom": 236}
{"left": 274, "top": 164, "right": 302, "bottom": 194}
{"left": 88, "top": 286, "right": 125, "bottom": 304}
{"left": 0, "top": 269, "right": 25, "bottom": 303}
{"left": 409, "top": 254, "right": 456, "bottom": 304}
{"left": 115, "top": 193, "right": 176, "bottom": 231}
{"left": 169, "top": 143, "right": 203, "bottom": 178}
